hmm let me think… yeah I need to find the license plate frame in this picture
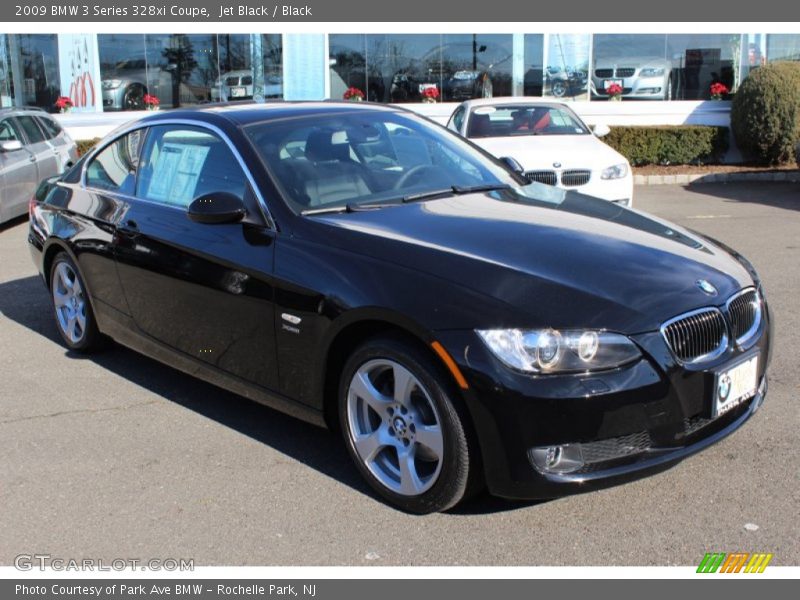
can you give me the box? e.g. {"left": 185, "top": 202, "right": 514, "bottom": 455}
{"left": 712, "top": 354, "right": 759, "bottom": 418}
{"left": 230, "top": 86, "right": 247, "bottom": 98}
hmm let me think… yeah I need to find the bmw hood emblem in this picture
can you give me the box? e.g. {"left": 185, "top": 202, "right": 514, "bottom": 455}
{"left": 696, "top": 279, "right": 718, "bottom": 296}
{"left": 553, "top": 162, "right": 562, "bottom": 168}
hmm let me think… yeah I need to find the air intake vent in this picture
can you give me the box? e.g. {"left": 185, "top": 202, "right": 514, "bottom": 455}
{"left": 661, "top": 308, "right": 728, "bottom": 364}
{"left": 525, "top": 170, "right": 557, "bottom": 186}
{"left": 726, "top": 288, "right": 762, "bottom": 346}
{"left": 561, "top": 169, "right": 591, "bottom": 187}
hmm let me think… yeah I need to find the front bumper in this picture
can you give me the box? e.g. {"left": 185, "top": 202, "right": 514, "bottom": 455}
{"left": 434, "top": 308, "right": 771, "bottom": 500}
{"left": 591, "top": 75, "right": 668, "bottom": 100}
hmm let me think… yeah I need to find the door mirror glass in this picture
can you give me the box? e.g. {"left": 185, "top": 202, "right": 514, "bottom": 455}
{"left": 187, "top": 192, "right": 246, "bottom": 224}
{"left": 0, "top": 140, "right": 23, "bottom": 152}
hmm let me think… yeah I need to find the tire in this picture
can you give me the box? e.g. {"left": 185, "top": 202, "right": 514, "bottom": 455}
{"left": 122, "top": 84, "right": 146, "bottom": 111}
{"left": 338, "top": 335, "right": 481, "bottom": 513}
{"left": 665, "top": 75, "right": 673, "bottom": 101}
{"left": 49, "top": 253, "right": 105, "bottom": 352}
{"left": 551, "top": 79, "right": 566, "bottom": 97}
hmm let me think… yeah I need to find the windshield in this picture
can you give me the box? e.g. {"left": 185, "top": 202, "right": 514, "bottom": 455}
{"left": 467, "top": 104, "right": 590, "bottom": 138}
{"left": 245, "top": 110, "right": 563, "bottom": 214}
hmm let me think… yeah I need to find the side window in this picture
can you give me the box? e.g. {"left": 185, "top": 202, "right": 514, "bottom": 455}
{"left": 0, "top": 119, "right": 23, "bottom": 143}
{"left": 14, "top": 116, "right": 46, "bottom": 144}
{"left": 35, "top": 116, "right": 63, "bottom": 140}
{"left": 136, "top": 126, "right": 248, "bottom": 208}
{"left": 449, "top": 106, "right": 466, "bottom": 132}
{"left": 85, "top": 129, "right": 145, "bottom": 195}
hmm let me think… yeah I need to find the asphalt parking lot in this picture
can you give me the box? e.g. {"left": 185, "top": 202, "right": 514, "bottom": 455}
{"left": 1, "top": 182, "right": 798, "bottom": 567}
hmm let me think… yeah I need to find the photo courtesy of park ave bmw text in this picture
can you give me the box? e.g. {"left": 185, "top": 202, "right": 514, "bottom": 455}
{"left": 0, "top": 0, "right": 798, "bottom": 595}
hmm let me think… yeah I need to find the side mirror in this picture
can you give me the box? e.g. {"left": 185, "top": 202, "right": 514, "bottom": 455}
{"left": 187, "top": 192, "right": 246, "bottom": 225}
{"left": 592, "top": 124, "right": 611, "bottom": 137}
{"left": 499, "top": 156, "right": 525, "bottom": 175}
{"left": 0, "top": 140, "right": 23, "bottom": 152}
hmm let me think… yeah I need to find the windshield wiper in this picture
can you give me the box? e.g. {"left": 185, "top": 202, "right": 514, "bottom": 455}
{"left": 302, "top": 183, "right": 513, "bottom": 215}
{"left": 300, "top": 206, "right": 349, "bottom": 216}
{"left": 401, "top": 188, "right": 454, "bottom": 203}
{"left": 451, "top": 183, "right": 511, "bottom": 194}
{"left": 301, "top": 201, "right": 401, "bottom": 216}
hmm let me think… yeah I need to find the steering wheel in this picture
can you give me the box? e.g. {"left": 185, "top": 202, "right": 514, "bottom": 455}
{"left": 393, "top": 164, "right": 444, "bottom": 190}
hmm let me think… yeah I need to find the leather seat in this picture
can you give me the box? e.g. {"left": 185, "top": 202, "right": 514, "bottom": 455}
{"left": 300, "top": 129, "right": 372, "bottom": 206}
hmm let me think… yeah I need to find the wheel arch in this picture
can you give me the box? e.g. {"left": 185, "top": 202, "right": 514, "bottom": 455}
{"left": 319, "top": 309, "right": 465, "bottom": 433}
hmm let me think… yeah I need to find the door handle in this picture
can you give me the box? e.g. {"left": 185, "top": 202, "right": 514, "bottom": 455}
{"left": 117, "top": 219, "right": 140, "bottom": 238}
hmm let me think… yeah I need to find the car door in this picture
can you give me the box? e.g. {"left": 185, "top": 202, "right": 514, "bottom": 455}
{"left": 112, "top": 124, "right": 279, "bottom": 391}
{"left": 0, "top": 117, "right": 40, "bottom": 222}
{"left": 14, "top": 115, "right": 60, "bottom": 179}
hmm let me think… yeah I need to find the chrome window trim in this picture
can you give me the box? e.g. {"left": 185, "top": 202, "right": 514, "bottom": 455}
{"left": 81, "top": 118, "right": 275, "bottom": 229}
{"left": 660, "top": 306, "right": 729, "bottom": 365}
{"left": 725, "top": 286, "right": 762, "bottom": 348}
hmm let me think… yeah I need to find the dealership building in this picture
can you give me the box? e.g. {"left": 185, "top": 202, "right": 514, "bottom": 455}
{"left": 2, "top": 32, "right": 799, "bottom": 139}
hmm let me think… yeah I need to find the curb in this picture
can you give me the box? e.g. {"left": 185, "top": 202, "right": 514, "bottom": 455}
{"left": 633, "top": 171, "right": 800, "bottom": 185}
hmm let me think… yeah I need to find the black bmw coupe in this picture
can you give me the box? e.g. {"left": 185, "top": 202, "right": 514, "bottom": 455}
{"left": 28, "top": 102, "right": 771, "bottom": 513}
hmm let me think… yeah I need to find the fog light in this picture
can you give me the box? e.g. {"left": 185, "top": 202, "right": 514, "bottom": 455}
{"left": 529, "top": 444, "right": 585, "bottom": 474}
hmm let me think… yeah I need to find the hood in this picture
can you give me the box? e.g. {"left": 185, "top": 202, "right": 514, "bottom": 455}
{"left": 308, "top": 191, "right": 753, "bottom": 333}
{"left": 473, "top": 135, "right": 628, "bottom": 172}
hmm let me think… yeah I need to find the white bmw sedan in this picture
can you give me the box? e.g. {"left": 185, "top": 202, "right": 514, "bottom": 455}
{"left": 447, "top": 98, "right": 633, "bottom": 206}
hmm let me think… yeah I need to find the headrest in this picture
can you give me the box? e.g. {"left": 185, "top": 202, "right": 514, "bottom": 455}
{"left": 305, "top": 129, "right": 349, "bottom": 162}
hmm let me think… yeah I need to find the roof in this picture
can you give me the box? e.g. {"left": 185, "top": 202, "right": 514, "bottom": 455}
{"left": 136, "top": 100, "right": 405, "bottom": 128}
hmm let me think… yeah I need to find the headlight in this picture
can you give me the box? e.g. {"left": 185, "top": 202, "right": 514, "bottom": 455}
{"left": 476, "top": 329, "right": 641, "bottom": 373}
{"left": 640, "top": 68, "right": 665, "bottom": 77}
{"left": 102, "top": 79, "right": 122, "bottom": 90}
{"left": 601, "top": 163, "right": 628, "bottom": 180}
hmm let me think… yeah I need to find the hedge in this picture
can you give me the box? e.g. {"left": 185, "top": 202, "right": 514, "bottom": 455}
{"left": 76, "top": 138, "right": 101, "bottom": 157}
{"left": 602, "top": 126, "right": 729, "bottom": 166}
{"left": 731, "top": 61, "right": 800, "bottom": 165}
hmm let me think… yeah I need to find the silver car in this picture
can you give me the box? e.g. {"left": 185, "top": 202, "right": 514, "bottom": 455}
{"left": 590, "top": 56, "right": 675, "bottom": 100}
{"left": 0, "top": 108, "right": 78, "bottom": 224}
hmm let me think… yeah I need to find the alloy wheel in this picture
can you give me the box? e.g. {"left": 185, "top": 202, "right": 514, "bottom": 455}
{"left": 346, "top": 359, "right": 444, "bottom": 496}
{"left": 52, "top": 262, "right": 87, "bottom": 344}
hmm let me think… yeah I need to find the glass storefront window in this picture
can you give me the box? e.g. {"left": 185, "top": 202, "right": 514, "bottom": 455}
{"left": 9, "top": 34, "right": 61, "bottom": 110}
{"left": 591, "top": 34, "right": 741, "bottom": 100}
{"left": 545, "top": 34, "right": 590, "bottom": 100}
{"left": 666, "top": 35, "right": 740, "bottom": 100}
{"left": 98, "top": 34, "right": 282, "bottom": 110}
{"left": 766, "top": 34, "right": 800, "bottom": 62}
{"left": 98, "top": 34, "right": 148, "bottom": 111}
{"left": 523, "top": 35, "right": 544, "bottom": 96}
{"left": 592, "top": 34, "right": 671, "bottom": 100}
{"left": 330, "top": 34, "right": 512, "bottom": 103}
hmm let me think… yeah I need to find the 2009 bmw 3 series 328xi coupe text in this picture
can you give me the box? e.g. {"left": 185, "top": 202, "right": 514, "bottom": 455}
{"left": 29, "top": 102, "right": 771, "bottom": 513}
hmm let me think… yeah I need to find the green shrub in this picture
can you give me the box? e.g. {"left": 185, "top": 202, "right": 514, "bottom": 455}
{"left": 76, "top": 138, "right": 101, "bottom": 157}
{"left": 730, "top": 61, "right": 800, "bottom": 165}
{"left": 603, "top": 126, "right": 729, "bottom": 166}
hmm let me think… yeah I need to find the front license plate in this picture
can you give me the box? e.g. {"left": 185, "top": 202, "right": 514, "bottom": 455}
{"left": 604, "top": 79, "right": 623, "bottom": 89}
{"left": 713, "top": 355, "right": 758, "bottom": 417}
{"left": 230, "top": 86, "right": 246, "bottom": 97}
